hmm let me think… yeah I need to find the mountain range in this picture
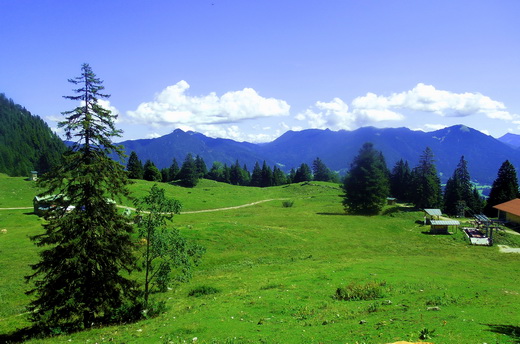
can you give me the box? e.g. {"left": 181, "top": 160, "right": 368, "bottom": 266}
{"left": 118, "top": 125, "right": 520, "bottom": 185}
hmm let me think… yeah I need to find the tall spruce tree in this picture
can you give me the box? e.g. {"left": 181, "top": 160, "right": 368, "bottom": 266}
{"left": 484, "top": 160, "right": 520, "bottom": 216}
{"left": 126, "top": 151, "right": 144, "bottom": 179}
{"left": 312, "top": 157, "right": 332, "bottom": 182}
{"left": 26, "top": 64, "right": 138, "bottom": 330}
{"left": 443, "top": 156, "right": 477, "bottom": 216}
{"left": 178, "top": 153, "right": 199, "bottom": 187}
{"left": 390, "top": 159, "right": 412, "bottom": 202}
{"left": 411, "top": 147, "right": 442, "bottom": 209}
{"left": 343, "top": 142, "right": 389, "bottom": 215}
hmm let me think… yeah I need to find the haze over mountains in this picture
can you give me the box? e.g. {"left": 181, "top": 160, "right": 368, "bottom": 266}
{"left": 119, "top": 124, "right": 520, "bottom": 185}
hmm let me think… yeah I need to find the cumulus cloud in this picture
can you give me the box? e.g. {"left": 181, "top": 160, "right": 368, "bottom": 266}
{"left": 353, "top": 83, "right": 513, "bottom": 119}
{"left": 127, "top": 80, "right": 290, "bottom": 127}
{"left": 296, "top": 83, "right": 517, "bottom": 131}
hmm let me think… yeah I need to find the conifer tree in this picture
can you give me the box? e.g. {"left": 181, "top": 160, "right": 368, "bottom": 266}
{"left": 178, "top": 153, "right": 199, "bottom": 187}
{"left": 484, "top": 160, "right": 520, "bottom": 216}
{"left": 260, "top": 161, "right": 273, "bottom": 187}
{"left": 443, "top": 156, "right": 476, "bottom": 215}
{"left": 194, "top": 155, "right": 207, "bottom": 178}
{"left": 250, "top": 162, "right": 262, "bottom": 187}
{"left": 143, "top": 160, "right": 161, "bottom": 182}
{"left": 126, "top": 151, "right": 144, "bottom": 179}
{"left": 294, "top": 163, "right": 312, "bottom": 183}
{"left": 390, "top": 159, "right": 412, "bottom": 202}
{"left": 26, "top": 64, "right": 138, "bottom": 330}
{"left": 343, "top": 142, "right": 389, "bottom": 215}
{"left": 168, "top": 158, "right": 180, "bottom": 181}
{"left": 312, "top": 157, "right": 332, "bottom": 182}
{"left": 411, "top": 147, "right": 442, "bottom": 209}
{"left": 273, "top": 165, "right": 287, "bottom": 186}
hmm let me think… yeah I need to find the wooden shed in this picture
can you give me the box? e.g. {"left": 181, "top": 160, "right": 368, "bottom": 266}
{"left": 430, "top": 220, "right": 460, "bottom": 234}
{"left": 493, "top": 199, "right": 520, "bottom": 224}
{"left": 423, "top": 209, "right": 442, "bottom": 225}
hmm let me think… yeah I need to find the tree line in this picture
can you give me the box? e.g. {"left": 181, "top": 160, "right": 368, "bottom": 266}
{"left": 343, "top": 142, "right": 519, "bottom": 217}
{"left": 126, "top": 151, "right": 340, "bottom": 187}
{"left": 0, "top": 93, "right": 66, "bottom": 176}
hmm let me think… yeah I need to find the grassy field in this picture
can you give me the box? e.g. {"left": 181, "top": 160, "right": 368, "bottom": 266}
{"left": 0, "top": 174, "right": 519, "bottom": 343}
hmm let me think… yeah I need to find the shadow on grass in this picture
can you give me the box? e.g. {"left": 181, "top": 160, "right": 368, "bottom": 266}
{"left": 0, "top": 326, "right": 41, "bottom": 344}
{"left": 485, "top": 324, "right": 520, "bottom": 343}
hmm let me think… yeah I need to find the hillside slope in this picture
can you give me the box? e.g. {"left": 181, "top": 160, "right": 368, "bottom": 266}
{"left": 0, "top": 93, "right": 65, "bottom": 176}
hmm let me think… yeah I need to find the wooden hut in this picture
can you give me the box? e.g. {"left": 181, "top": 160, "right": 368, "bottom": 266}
{"left": 493, "top": 199, "right": 520, "bottom": 224}
{"left": 429, "top": 220, "right": 460, "bottom": 234}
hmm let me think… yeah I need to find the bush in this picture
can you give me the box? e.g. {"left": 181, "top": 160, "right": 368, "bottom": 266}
{"left": 282, "top": 200, "right": 294, "bottom": 208}
{"left": 188, "top": 285, "right": 220, "bottom": 297}
{"left": 334, "top": 281, "right": 386, "bottom": 301}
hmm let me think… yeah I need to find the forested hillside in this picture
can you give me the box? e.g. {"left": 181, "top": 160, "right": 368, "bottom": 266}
{"left": 0, "top": 93, "right": 65, "bottom": 176}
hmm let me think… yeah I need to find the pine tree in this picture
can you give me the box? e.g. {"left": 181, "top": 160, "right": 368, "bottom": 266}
{"left": 260, "top": 161, "right": 273, "bottom": 187}
{"left": 343, "top": 142, "right": 389, "bottom": 215}
{"left": 312, "top": 157, "right": 332, "bottom": 182}
{"left": 250, "top": 162, "right": 262, "bottom": 187}
{"left": 168, "top": 158, "right": 180, "bottom": 181}
{"left": 178, "top": 153, "right": 199, "bottom": 187}
{"left": 390, "top": 159, "right": 412, "bottom": 202}
{"left": 443, "top": 156, "right": 476, "bottom": 215}
{"left": 143, "top": 160, "right": 161, "bottom": 182}
{"left": 484, "top": 160, "right": 520, "bottom": 216}
{"left": 294, "top": 163, "right": 312, "bottom": 183}
{"left": 273, "top": 165, "right": 287, "bottom": 186}
{"left": 411, "top": 147, "right": 442, "bottom": 209}
{"left": 126, "top": 151, "right": 144, "bottom": 179}
{"left": 194, "top": 155, "right": 207, "bottom": 178}
{"left": 26, "top": 64, "right": 138, "bottom": 330}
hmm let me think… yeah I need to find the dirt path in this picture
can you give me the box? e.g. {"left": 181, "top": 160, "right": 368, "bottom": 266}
{"left": 118, "top": 198, "right": 288, "bottom": 214}
{"left": 497, "top": 245, "right": 520, "bottom": 253}
{"left": 0, "top": 207, "right": 32, "bottom": 210}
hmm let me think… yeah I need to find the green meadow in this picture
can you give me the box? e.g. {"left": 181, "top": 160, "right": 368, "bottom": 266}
{"left": 1, "top": 174, "right": 519, "bottom": 343}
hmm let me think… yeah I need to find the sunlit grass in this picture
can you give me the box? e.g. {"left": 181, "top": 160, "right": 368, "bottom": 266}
{"left": 0, "top": 175, "right": 519, "bottom": 343}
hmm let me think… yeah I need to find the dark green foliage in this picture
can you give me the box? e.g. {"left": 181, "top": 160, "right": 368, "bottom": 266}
{"left": 126, "top": 151, "right": 144, "bottom": 179}
{"left": 390, "top": 159, "right": 412, "bottom": 202}
{"left": 250, "top": 162, "right": 262, "bottom": 187}
{"left": 188, "top": 285, "right": 220, "bottom": 297}
{"left": 273, "top": 165, "right": 287, "bottom": 186}
{"left": 343, "top": 142, "right": 390, "bottom": 215}
{"left": 411, "top": 147, "right": 442, "bottom": 209}
{"left": 293, "top": 163, "right": 312, "bottom": 183}
{"left": 485, "top": 160, "right": 520, "bottom": 216}
{"left": 260, "top": 161, "right": 273, "bottom": 187}
{"left": 312, "top": 157, "right": 335, "bottom": 182}
{"left": 25, "top": 64, "right": 138, "bottom": 330}
{"left": 134, "top": 185, "right": 204, "bottom": 308}
{"left": 194, "top": 155, "right": 207, "bottom": 178}
{"left": 0, "top": 93, "right": 66, "bottom": 176}
{"left": 334, "top": 281, "right": 386, "bottom": 301}
{"left": 143, "top": 160, "right": 161, "bottom": 182}
{"left": 443, "top": 156, "right": 480, "bottom": 216}
{"left": 282, "top": 200, "right": 294, "bottom": 208}
{"left": 168, "top": 158, "right": 180, "bottom": 181}
{"left": 178, "top": 153, "right": 199, "bottom": 187}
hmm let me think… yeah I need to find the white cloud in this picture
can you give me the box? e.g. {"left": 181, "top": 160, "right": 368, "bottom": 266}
{"left": 296, "top": 97, "right": 403, "bottom": 130}
{"left": 353, "top": 83, "right": 514, "bottom": 119}
{"left": 296, "top": 83, "right": 517, "bottom": 132}
{"left": 127, "top": 80, "right": 290, "bottom": 127}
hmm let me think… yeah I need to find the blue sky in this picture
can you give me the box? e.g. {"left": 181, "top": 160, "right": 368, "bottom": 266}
{"left": 2, "top": 1, "right": 520, "bottom": 142}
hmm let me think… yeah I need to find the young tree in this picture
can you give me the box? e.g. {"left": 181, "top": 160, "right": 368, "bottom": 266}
{"left": 411, "top": 147, "right": 442, "bottom": 209}
{"left": 134, "top": 185, "right": 204, "bottom": 309}
{"left": 484, "top": 160, "right": 520, "bottom": 216}
{"left": 390, "top": 159, "right": 412, "bottom": 202}
{"left": 26, "top": 64, "right": 138, "bottom": 330}
{"left": 168, "top": 158, "right": 180, "bottom": 181}
{"left": 178, "top": 153, "right": 199, "bottom": 187}
{"left": 127, "top": 151, "right": 144, "bottom": 179}
{"left": 312, "top": 157, "right": 333, "bottom": 182}
{"left": 443, "top": 156, "right": 476, "bottom": 216}
{"left": 294, "top": 163, "right": 312, "bottom": 183}
{"left": 143, "top": 160, "right": 162, "bottom": 182}
{"left": 250, "top": 162, "right": 262, "bottom": 187}
{"left": 343, "top": 142, "right": 389, "bottom": 215}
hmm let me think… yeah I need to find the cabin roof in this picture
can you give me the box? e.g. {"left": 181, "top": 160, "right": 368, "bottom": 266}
{"left": 493, "top": 198, "right": 520, "bottom": 217}
{"left": 430, "top": 220, "right": 460, "bottom": 226}
{"left": 424, "top": 209, "right": 442, "bottom": 216}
